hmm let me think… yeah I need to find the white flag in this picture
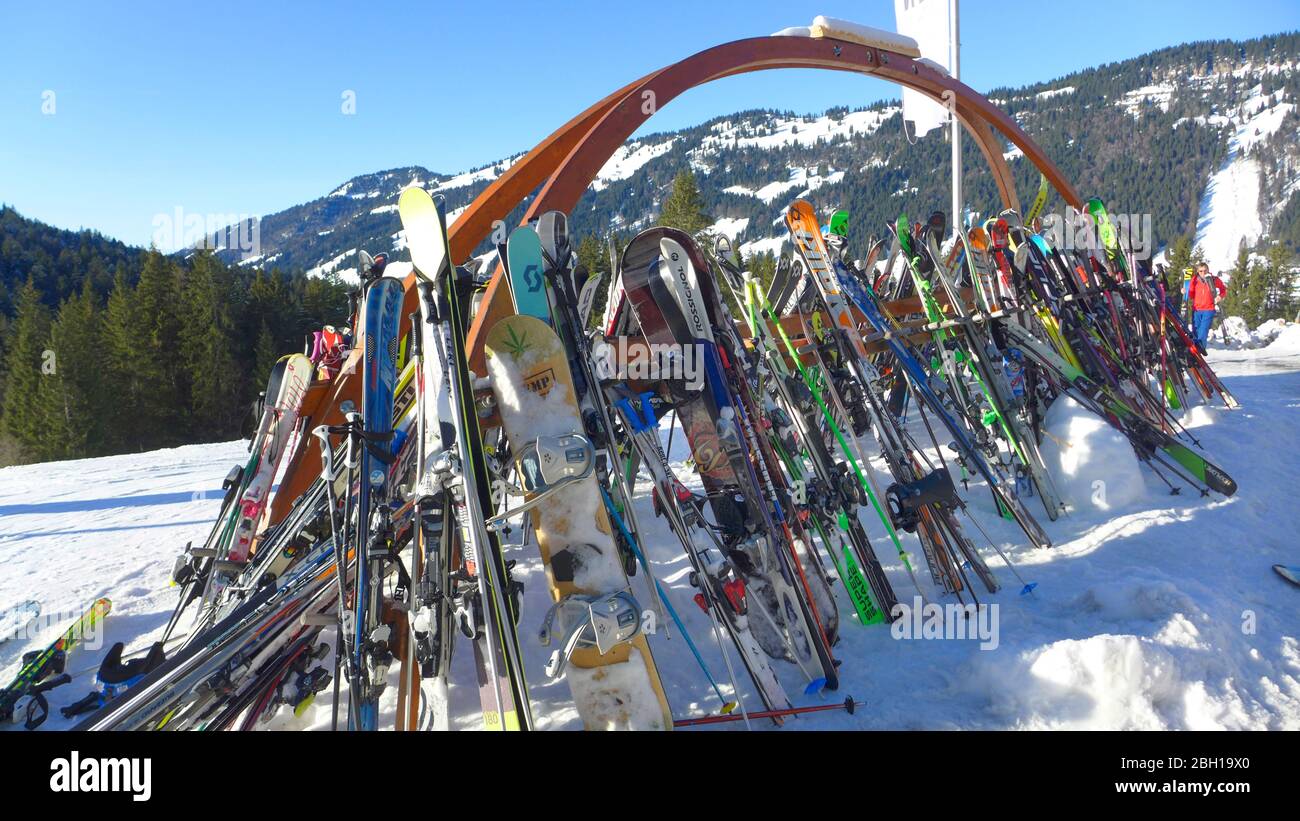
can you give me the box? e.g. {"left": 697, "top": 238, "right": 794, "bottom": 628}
{"left": 895, "top": 0, "right": 953, "bottom": 138}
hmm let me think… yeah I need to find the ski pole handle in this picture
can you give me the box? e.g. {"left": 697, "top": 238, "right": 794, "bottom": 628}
{"left": 311, "top": 425, "right": 337, "bottom": 481}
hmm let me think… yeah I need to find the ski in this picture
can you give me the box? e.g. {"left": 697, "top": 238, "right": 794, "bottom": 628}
{"left": 2, "top": 598, "right": 111, "bottom": 729}
{"left": 786, "top": 201, "right": 1052, "bottom": 550}
{"left": 1273, "top": 565, "right": 1300, "bottom": 588}
{"left": 505, "top": 224, "right": 550, "bottom": 321}
{"left": 349, "top": 275, "right": 404, "bottom": 730}
{"left": 399, "top": 185, "right": 533, "bottom": 731}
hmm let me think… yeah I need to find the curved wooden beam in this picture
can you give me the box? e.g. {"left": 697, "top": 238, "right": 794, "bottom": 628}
{"left": 392, "top": 69, "right": 671, "bottom": 331}
{"left": 277, "top": 32, "right": 1082, "bottom": 531}
{"left": 462, "top": 35, "right": 1079, "bottom": 369}
{"left": 445, "top": 71, "right": 668, "bottom": 263}
{"left": 873, "top": 53, "right": 1081, "bottom": 207}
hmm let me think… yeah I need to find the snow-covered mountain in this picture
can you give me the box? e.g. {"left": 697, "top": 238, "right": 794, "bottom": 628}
{"left": 1190, "top": 70, "right": 1298, "bottom": 270}
{"left": 207, "top": 33, "right": 1300, "bottom": 280}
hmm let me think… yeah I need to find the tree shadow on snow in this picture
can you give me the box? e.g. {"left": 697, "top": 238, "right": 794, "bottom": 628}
{"left": 0, "top": 489, "right": 223, "bottom": 517}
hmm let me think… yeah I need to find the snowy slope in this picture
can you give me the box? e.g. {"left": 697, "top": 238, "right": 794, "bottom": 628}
{"left": 1193, "top": 84, "right": 1296, "bottom": 272}
{"left": 3, "top": 340, "right": 1299, "bottom": 731}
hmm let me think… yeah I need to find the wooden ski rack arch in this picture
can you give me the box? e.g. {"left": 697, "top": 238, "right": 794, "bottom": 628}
{"left": 266, "top": 32, "right": 1082, "bottom": 528}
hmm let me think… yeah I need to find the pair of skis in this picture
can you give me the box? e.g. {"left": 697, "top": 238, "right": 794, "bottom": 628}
{"left": 619, "top": 227, "right": 843, "bottom": 706}
{"left": 400, "top": 187, "right": 534, "bottom": 731}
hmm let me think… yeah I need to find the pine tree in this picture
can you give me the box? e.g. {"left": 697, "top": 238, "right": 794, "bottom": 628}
{"left": 0, "top": 279, "right": 54, "bottom": 461}
{"left": 1243, "top": 258, "right": 1269, "bottom": 328}
{"left": 1220, "top": 245, "right": 1252, "bottom": 320}
{"left": 575, "top": 234, "right": 606, "bottom": 277}
{"left": 248, "top": 270, "right": 293, "bottom": 351}
{"left": 133, "top": 250, "right": 187, "bottom": 447}
{"left": 659, "top": 171, "right": 712, "bottom": 236}
{"left": 253, "top": 320, "right": 278, "bottom": 396}
{"left": 102, "top": 269, "right": 144, "bottom": 452}
{"left": 1166, "top": 235, "right": 1194, "bottom": 279}
{"left": 43, "top": 280, "right": 105, "bottom": 458}
{"left": 745, "top": 250, "right": 777, "bottom": 296}
{"left": 180, "top": 250, "right": 243, "bottom": 438}
{"left": 0, "top": 279, "right": 10, "bottom": 419}
{"left": 574, "top": 234, "right": 608, "bottom": 329}
{"left": 1261, "top": 243, "right": 1297, "bottom": 322}
{"left": 575, "top": 233, "right": 624, "bottom": 330}
{"left": 300, "top": 276, "right": 350, "bottom": 337}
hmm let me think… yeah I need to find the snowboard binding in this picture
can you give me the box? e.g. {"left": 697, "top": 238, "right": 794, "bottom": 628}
{"left": 539, "top": 589, "right": 643, "bottom": 677}
{"left": 485, "top": 434, "right": 595, "bottom": 531}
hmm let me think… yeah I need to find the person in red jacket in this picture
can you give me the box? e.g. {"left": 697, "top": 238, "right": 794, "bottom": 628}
{"left": 1184, "top": 262, "right": 1226, "bottom": 354}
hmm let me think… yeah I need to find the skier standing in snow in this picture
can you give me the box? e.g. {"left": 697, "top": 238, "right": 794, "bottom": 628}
{"left": 1184, "top": 262, "right": 1226, "bottom": 354}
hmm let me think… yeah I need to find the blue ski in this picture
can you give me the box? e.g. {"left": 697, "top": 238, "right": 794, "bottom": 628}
{"left": 352, "top": 275, "right": 404, "bottom": 730}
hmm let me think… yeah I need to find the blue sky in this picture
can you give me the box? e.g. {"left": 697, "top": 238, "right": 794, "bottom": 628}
{"left": 2, "top": 0, "right": 1298, "bottom": 246}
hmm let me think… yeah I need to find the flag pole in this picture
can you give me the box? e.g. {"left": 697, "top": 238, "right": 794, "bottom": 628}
{"left": 950, "top": 0, "right": 962, "bottom": 232}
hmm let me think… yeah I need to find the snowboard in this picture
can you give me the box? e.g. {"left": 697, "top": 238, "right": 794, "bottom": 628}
{"left": 485, "top": 314, "right": 672, "bottom": 730}
{"left": 0, "top": 601, "right": 40, "bottom": 645}
{"left": 505, "top": 225, "right": 550, "bottom": 321}
{"left": 1274, "top": 565, "right": 1300, "bottom": 588}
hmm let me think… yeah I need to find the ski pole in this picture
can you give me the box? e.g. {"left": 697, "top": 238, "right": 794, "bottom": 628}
{"left": 673, "top": 697, "right": 858, "bottom": 728}
{"left": 598, "top": 485, "right": 737, "bottom": 715}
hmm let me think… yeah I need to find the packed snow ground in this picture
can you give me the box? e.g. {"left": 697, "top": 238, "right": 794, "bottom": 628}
{"left": 3, "top": 334, "right": 1299, "bottom": 731}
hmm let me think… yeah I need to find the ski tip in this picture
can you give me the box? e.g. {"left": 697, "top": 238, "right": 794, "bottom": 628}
{"left": 720, "top": 702, "right": 738, "bottom": 715}
{"left": 803, "top": 677, "right": 828, "bottom": 696}
{"left": 1020, "top": 582, "right": 1039, "bottom": 596}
